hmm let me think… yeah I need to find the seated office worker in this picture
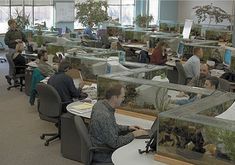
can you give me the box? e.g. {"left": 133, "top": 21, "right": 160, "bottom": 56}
{"left": 150, "top": 41, "right": 168, "bottom": 65}
{"left": 175, "top": 76, "right": 219, "bottom": 105}
{"left": 83, "top": 21, "right": 97, "bottom": 40}
{"left": 5, "top": 41, "right": 26, "bottom": 85}
{"left": 183, "top": 47, "right": 203, "bottom": 78}
{"left": 48, "top": 62, "right": 87, "bottom": 109}
{"left": 37, "top": 50, "right": 56, "bottom": 77}
{"left": 90, "top": 84, "right": 148, "bottom": 163}
{"left": 188, "top": 63, "right": 210, "bottom": 88}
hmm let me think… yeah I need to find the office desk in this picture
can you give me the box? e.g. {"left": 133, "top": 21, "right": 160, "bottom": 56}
{"left": 122, "top": 43, "right": 147, "bottom": 50}
{"left": 66, "top": 101, "right": 154, "bottom": 128}
{"left": 112, "top": 139, "right": 166, "bottom": 165}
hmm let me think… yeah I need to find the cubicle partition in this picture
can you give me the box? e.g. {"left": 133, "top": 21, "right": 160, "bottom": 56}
{"left": 158, "top": 91, "right": 235, "bottom": 165}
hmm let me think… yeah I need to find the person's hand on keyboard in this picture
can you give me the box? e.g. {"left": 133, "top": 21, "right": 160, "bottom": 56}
{"left": 129, "top": 125, "right": 143, "bottom": 131}
{"left": 132, "top": 129, "right": 149, "bottom": 138}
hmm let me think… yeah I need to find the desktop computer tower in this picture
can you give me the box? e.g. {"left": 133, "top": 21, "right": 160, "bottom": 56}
{"left": 61, "top": 113, "right": 84, "bottom": 162}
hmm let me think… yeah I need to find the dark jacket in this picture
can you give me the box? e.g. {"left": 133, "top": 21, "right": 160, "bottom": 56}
{"left": 4, "top": 29, "right": 27, "bottom": 49}
{"left": 47, "top": 72, "right": 83, "bottom": 103}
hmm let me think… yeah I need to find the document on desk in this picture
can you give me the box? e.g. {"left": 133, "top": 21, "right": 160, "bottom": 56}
{"left": 70, "top": 102, "right": 93, "bottom": 114}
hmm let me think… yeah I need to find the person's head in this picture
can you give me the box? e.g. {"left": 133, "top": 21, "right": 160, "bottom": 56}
{"left": 193, "top": 47, "right": 203, "bottom": 58}
{"left": 38, "top": 50, "right": 48, "bottom": 62}
{"left": 15, "top": 41, "right": 24, "bottom": 53}
{"left": 204, "top": 76, "right": 219, "bottom": 90}
{"left": 58, "top": 61, "right": 72, "bottom": 72}
{"left": 105, "top": 83, "right": 125, "bottom": 108}
{"left": 88, "top": 21, "right": 94, "bottom": 27}
{"left": 8, "top": 19, "right": 17, "bottom": 30}
{"left": 200, "top": 63, "right": 209, "bottom": 78}
{"left": 156, "top": 41, "right": 167, "bottom": 51}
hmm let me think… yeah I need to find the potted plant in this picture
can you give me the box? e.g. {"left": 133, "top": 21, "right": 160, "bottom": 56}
{"left": 75, "top": 0, "right": 110, "bottom": 27}
{"left": 134, "top": 15, "right": 153, "bottom": 28}
{"left": 13, "top": 9, "right": 30, "bottom": 30}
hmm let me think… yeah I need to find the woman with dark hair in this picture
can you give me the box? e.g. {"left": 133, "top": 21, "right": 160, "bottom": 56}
{"left": 150, "top": 41, "right": 168, "bottom": 65}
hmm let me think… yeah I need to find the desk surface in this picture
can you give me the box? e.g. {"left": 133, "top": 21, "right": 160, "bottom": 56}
{"left": 67, "top": 101, "right": 154, "bottom": 129}
{"left": 112, "top": 139, "right": 166, "bottom": 165}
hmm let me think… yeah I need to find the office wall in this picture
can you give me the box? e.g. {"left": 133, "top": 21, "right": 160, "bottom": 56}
{"left": 159, "top": 0, "right": 178, "bottom": 22}
{"left": 54, "top": 0, "right": 74, "bottom": 31}
{"left": 177, "top": 0, "right": 234, "bottom": 25}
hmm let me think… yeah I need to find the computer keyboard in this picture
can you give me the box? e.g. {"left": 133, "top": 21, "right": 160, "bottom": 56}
{"left": 135, "top": 134, "right": 150, "bottom": 139}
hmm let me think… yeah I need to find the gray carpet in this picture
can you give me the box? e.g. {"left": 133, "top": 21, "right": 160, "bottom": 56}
{"left": 0, "top": 52, "right": 82, "bottom": 165}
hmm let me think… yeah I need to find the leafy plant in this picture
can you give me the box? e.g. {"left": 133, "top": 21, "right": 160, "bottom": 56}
{"left": 75, "top": 0, "right": 110, "bottom": 27}
{"left": 193, "top": 3, "right": 231, "bottom": 25}
{"left": 13, "top": 9, "right": 30, "bottom": 30}
{"left": 134, "top": 15, "right": 153, "bottom": 28}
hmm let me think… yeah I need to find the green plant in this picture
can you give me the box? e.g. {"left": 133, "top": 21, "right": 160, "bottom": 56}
{"left": 193, "top": 3, "right": 231, "bottom": 25}
{"left": 13, "top": 9, "right": 30, "bottom": 30}
{"left": 75, "top": 0, "right": 110, "bottom": 27}
{"left": 134, "top": 15, "right": 153, "bottom": 28}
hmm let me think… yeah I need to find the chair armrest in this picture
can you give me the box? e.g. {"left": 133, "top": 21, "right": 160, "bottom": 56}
{"left": 89, "top": 146, "right": 114, "bottom": 153}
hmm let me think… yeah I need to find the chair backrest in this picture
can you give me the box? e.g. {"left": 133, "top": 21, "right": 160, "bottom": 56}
{"left": 6, "top": 52, "right": 16, "bottom": 74}
{"left": 74, "top": 116, "right": 92, "bottom": 165}
{"left": 36, "top": 83, "right": 62, "bottom": 118}
{"left": 175, "top": 62, "right": 187, "bottom": 85}
{"left": 218, "top": 78, "right": 231, "bottom": 92}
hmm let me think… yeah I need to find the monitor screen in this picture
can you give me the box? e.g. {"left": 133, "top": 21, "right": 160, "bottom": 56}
{"left": 224, "top": 48, "right": 232, "bottom": 66}
{"left": 177, "top": 42, "right": 184, "bottom": 58}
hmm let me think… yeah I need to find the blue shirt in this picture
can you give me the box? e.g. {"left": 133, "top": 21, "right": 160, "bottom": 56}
{"left": 83, "top": 26, "right": 96, "bottom": 40}
{"left": 183, "top": 55, "right": 200, "bottom": 78}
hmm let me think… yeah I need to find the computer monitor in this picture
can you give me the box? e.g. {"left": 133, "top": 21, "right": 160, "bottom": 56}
{"left": 223, "top": 48, "right": 232, "bottom": 67}
{"left": 106, "top": 61, "right": 129, "bottom": 74}
{"left": 91, "top": 62, "right": 107, "bottom": 76}
{"left": 177, "top": 41, "right": 184, "bottom": 58}
{"left": 135, "top": 76, "right": 169, "bottom": 108}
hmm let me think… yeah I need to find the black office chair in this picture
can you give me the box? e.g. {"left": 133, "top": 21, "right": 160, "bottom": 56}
{"left": 74, "top": 116, "right": 114, "bottom": 165}
{"left": 36, "top": 83, "right": 62, "bottom": 146}
{"left": 175, "top": 62, "right": 191, "bottom": 85}
{"left": 6, "top": 53, "right": 25, "bottom": 91}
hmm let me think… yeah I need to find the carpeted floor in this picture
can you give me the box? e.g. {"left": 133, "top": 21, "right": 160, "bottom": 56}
{"left": 0, "top": 52, "right": 82, "bottom": 165}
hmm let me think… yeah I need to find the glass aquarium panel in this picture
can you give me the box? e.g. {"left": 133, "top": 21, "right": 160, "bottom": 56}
{"left": 158, "top": 91, "right": 235, "bottom": 165}
{"left": 97, "top": 69, "right": 214, "bottom": 116}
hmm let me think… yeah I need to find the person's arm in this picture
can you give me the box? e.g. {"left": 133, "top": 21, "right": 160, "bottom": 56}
{"left": 187, "top": 76, "right": 197, "bottom": 86}
{"left": 66, "top": 76, "right": 81, "bottom": 98}
{"left": 175, "top": 96, "right": 197, "bottom": 105}
{"left": 21, "top": 31, "right": 28, "bottom": 43}
{"left": 97, "top": 116, "right": 134, "bottom": 149}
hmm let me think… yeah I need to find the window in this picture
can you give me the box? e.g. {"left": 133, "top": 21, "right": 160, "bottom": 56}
{"left": 0, "top": 0, "right": 54, "bottom": 33}
{"left": 149, "top": 0, "right": 159, "bottom": 25}
{"left": 0, "top": 6, "right": 9, "bottom": 33}
{"left": 108, "top": 0, "right": 134, "bottom": 26}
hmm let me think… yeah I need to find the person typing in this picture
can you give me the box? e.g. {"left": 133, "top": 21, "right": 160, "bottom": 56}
{"left": 89, "top": 83, "right": 148, "bottom": 164}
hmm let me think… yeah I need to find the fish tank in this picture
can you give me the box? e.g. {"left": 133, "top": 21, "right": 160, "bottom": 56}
{"left": 65, "top": 47, "right": 123, "bottom": 81}
{"left": 158, "top": 91, "right": 235, "bottom": 165}
{"left": 97, "top": 68, "right": 214, "bottom": 116}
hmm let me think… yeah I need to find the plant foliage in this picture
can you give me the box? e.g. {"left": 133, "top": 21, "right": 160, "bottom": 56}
{"left": 134, "top": 15, "right": 153, "bottom": 28}
{"left": 13, "top": 9, "right": 30, "bottom": 30}
{"left": 193, "top": 3, "right": 231, "bottom": 24}
{"left": 75, "top": 0, "right": 110, "bottom": 27}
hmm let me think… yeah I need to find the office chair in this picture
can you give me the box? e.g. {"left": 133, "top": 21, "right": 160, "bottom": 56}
{"left": 36, "top": 83, "right": 62, "bottom": 146}
{"left": 74, "top": 116, "right": 114, "bottom": 165}
{"left": 6, "top": 53, "right": 25, "bottom": 91}
{"left": 218, "top": 78, "right": 231, "bottom": 92}
{"left": 175, "top": 62, "right": 191, "bottom": 85}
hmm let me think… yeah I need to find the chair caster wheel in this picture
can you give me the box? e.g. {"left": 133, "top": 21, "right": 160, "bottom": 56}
{"left": 44, "top": 142, "right": 49, "bottom": 146}
{"left": 7, "top": 87, "right": 10, "bottom": 90}
{"left": 40, "top": 135, "right": 45, "bottom": 139}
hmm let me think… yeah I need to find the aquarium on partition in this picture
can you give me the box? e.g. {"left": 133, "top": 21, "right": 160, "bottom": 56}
{"left": 97, "top": 68, "right": 214, "bottom": 116}
{"left": 158, "top": 91, "right": 235, "bottom": 165}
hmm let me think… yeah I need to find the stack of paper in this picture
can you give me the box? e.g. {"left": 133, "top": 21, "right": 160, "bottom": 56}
{"left": 70, "top": 102, "right": 93, "bottom": 114}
